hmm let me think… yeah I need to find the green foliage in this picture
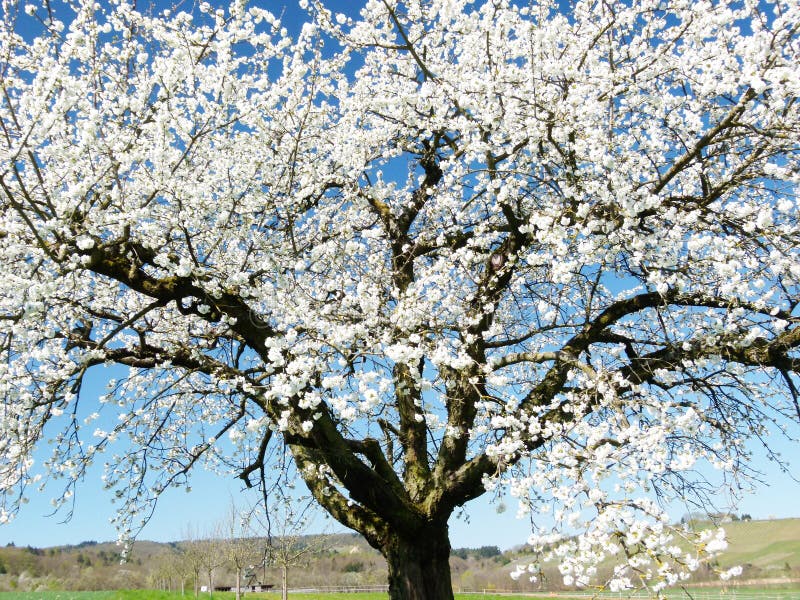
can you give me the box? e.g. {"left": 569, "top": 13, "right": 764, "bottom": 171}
{"left": 476, "top": 546, "right": 501, "bottom": 559}
{"left": 76, "top": 554, "right": 91, "bottom": 567}
{"left": 342, "top": 560, "right": 365, "bottom": 573}
{"left": 96, "top": 550, "right": 122, "bottom": 566}
{"left": 450, "top": 546, "right": 501, "bottom": 560}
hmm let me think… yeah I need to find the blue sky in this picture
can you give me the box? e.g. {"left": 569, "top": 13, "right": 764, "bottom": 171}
{"left": 3, "top": 362, "right": 795, "bottom": 551}
{"left": 1, "top": 431, "right": 798, "bottom": 550}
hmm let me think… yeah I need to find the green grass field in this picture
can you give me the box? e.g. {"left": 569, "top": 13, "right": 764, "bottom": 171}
{"left": 2, "top": 589, "right": 800, "bottom": 600}
{"left": 711, "top": 518, "right": 800, "bottom": 570}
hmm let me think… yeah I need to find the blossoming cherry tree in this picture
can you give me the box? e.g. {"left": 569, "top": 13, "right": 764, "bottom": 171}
{"left": 1, "top": 0, "right": 799, "bottom": 598}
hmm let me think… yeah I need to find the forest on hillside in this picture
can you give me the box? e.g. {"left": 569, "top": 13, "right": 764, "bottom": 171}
{"left": 1, "top": 519, "right": 799, "bottom": 593}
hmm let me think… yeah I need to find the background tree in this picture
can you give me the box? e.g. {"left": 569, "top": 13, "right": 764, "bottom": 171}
{"left": 168, "top": 545, "right": 194, "bottom": 596}
{"left": 1, "top": 0, "right": 799, "bottom": 599}
{"left": 147, "top": 555, "right": 173, "bottom": 593}
{"left": 198, "top": 531, "right": 225, "bottom": 599}
{"left": 150, "top": 547, "right": 194, "bottom": 594}
{"left": 220, "top": 501, "right": 259, "bottom": 600}
{"left": 179, "top": 526, "right": 206, "bottom": 600}
{"left": 254, "top": 492, "right": 327, "bottom": 600}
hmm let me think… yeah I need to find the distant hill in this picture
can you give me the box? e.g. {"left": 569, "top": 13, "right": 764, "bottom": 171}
{"left": 503, "top": 516, "right": 800, "bottom": 590}
{"left": 701, "top": 517, "right": 800, "bottom": 576}
{"left": 1, "top": 518, "right": 798, "bottom": 592}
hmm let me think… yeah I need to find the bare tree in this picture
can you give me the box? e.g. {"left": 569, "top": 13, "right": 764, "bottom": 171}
{"left": 199, "top": 532, "right": 225, "bottom": 599}
{"left": 170, "top": 545, "right": 196, "bottom": 596}
{"left": 148, "top": 556, "right": 172, "bottom": 592}
{"left": 254, "top": 493, "right": 328, "bottom": 600}
{"left": 149, "top": 549, "right": 187, "bottom": 593}
{"left": 220, "top": 501, "right": 259, "bottom": 600}
{"left": 179, "top": 525, "right": 207, "bottom": 600}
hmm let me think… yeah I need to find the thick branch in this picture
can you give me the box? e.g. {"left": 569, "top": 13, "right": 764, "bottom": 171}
{"left": 81, "top": 241, "right": 278, "bottom": 357}
{"left": 291, "top": 445, "right": 390, "bottom": 550}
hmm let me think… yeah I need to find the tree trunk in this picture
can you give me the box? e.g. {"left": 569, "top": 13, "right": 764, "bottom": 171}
{"left": 235, "top": 568, "right": 241, "bottom": 600}
{"left": 383, "top": 524, "right": 454, "bottom": 600}
{"left": 281, "top": 564, "right": 288, "bottom": 600}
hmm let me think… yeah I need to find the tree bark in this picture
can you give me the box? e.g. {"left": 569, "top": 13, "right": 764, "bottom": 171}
{"left": 382, "top": 523, "right": 454, "bottom": 600}
{"left": 293, "top": 444, "right": 464, "bottom": 600}
{"left": 281, "top": 565, "right": 288, "bottom": 600}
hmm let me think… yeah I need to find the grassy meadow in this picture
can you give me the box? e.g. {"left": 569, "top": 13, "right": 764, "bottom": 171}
{"left": 3, "top": 588, "right": 800, "bottom": 600}
{"left": 711, "top": 518, "right": 800, "bottom": 571}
